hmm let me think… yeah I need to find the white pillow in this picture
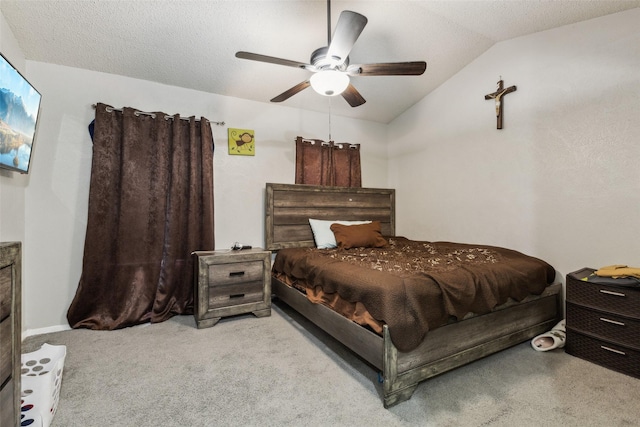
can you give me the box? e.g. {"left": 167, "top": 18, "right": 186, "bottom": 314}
{"left": 308, "top": 219, "right": 372, "bottom": 249}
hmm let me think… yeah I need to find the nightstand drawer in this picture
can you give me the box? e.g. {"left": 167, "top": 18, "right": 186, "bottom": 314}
{"left": 566, "top": 272, "right": 640, "bottom": 319}
{"left": 566, "top": 303, "right": 640, "bottom": 350}
{"left": 209, "top": 260, "right": 264, "bottom": 286}
{"left": 566, "top": 330, "right": 640, "bottom": 379}
{"left": 209, "top": 280, "right": 264, "bottom": 309}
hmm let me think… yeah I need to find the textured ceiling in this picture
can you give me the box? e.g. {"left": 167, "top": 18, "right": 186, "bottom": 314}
{"left": 2, "top": 0, "right": 638, "bottom": 123}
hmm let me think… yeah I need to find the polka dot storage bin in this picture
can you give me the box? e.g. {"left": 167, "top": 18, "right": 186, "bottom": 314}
{"left": 21, "top": 344, "right": 67, "bottom": 427}
{"left": 19, "top": 400, "right": 42, "bottom": 427}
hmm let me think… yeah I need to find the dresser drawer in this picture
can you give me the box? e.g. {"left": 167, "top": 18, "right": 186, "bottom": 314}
{"left": 566, "top": 273, "right": 640, "bottom": 319}
{"left": 0, "top": 265, "right": 11, "bottom": 321}
{"left": 1, "top": 316, "right": 12, "bottom": 385}
{"left": 566, "top": 302, "right": 640, "bottom": 350}
{"left": 566, "top": 330, "right": 640, "bottom": 379}
{"left": 209, "top": 260, "right": 264, "bottom": 286}
{"left": 1, "top": 378, "right": 16, "bottom": 427}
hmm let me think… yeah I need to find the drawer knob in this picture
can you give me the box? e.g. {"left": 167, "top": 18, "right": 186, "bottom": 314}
{"left": 599, "top": 317, "right": 626, "bottom": 327}
{"left": 229, "top": 293, "right": 245, "bottom": 299}
{"left": 600, "top": 345, "right": 626, "bottom": 356}
{"left": 229, "top": 271, "right": 245, "bottom": 277}
{"left": 599, "top": 289, "right": 626, "bottom": 298}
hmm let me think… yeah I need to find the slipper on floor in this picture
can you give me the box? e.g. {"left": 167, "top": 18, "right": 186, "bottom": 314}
{"left": 531, "top": 319, "right": 566, "bottom": 351}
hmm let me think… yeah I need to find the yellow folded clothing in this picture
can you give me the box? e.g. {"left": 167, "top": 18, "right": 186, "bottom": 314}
{"left": 596, "top": 265, "right": 640, "bottom": 279}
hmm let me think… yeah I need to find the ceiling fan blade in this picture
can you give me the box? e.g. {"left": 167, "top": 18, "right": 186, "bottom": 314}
{"left": 326, "top": 11, "right": 368, "bottom": 65}
{"left": 341, "top": 84, "right": 366, "bottom": 107}
{"left": 270, "top": 80, "right": 311, "bottom": 103}
{"left": 236, "top": 51, "right": 314, "bottom": 71}
{"left": 348, "top": 61, "right": 427, "bottom": 76}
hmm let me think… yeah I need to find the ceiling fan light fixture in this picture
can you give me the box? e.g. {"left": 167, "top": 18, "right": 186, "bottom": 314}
{"left": 310, "top": 70, "right": 350, "bottom": 96}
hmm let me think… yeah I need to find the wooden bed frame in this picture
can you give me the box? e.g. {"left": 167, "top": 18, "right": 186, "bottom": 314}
{"left": 265, "top": 183, "right": 562, "bottom": 408}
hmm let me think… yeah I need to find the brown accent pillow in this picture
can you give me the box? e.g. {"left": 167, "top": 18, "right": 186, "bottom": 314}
{"left": 330, "top": 221, "right": 388, "bottom": 249}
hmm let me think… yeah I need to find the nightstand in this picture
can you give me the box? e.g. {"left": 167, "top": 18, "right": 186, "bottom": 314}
{"left": 193, "top": 248, "right": 271, "bottom": 328}
{"left": 565, "top": 268, "right": 640, "bottom": 378}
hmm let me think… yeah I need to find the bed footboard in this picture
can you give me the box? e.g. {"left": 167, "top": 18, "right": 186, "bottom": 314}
{"left": 383, "top": 282, "right": 561, "bottom": 407}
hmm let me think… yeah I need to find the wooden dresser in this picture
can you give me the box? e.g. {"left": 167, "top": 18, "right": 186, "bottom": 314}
{"left": 1, "top": 242, "right": 21, "bottom": 427}
{"left": 565, "top": 268, "right": 640, "bottom": 378}
{"left": 193, "top": 249, "right": 271, "bottom": 328}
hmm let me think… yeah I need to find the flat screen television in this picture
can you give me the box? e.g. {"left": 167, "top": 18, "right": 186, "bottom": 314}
{"left": 0, "top": 51, "right": 41, "bottom": 174}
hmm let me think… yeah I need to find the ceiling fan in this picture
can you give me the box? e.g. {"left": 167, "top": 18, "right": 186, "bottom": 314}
{"left": 235, "top": 0, "right": 427, "bottom": 107}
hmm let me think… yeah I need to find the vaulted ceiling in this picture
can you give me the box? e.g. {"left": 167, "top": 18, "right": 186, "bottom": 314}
{"left": 2, "top": 1, "right": 638, "bottom": 123}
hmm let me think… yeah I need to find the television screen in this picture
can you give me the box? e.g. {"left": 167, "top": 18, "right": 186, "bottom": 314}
{"left": 0, "top": 52, "right": 41, "bottom": 174}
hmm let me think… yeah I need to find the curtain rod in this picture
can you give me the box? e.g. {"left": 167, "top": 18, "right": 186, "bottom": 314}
{"left": 91, "top": 104, "right": 225, "bottom": 126}
{"left": 298, "top": 138, "right": 358, "bottom": 149}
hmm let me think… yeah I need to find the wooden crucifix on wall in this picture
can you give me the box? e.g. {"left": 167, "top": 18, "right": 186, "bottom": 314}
{"left": 484, "top": 78, "right": 517, "bottom": 129}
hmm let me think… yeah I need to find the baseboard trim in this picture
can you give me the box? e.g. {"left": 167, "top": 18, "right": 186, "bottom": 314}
{"left": 23, "top": 324, "right": 71, "bottom": 340}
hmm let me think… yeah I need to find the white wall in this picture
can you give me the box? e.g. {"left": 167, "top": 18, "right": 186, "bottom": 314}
{"left": 0, "top": 10, "right": 28, "bottom": 243}
{"left": 388, "top": 9, "right": 640, "bottom": 279}
{"left": 22, "top": 62, "right": 388, "bottom": 333}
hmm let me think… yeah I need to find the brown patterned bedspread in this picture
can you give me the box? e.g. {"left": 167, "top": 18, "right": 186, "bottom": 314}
{"left": 272, "top": 236, "right": 556, "bottom": 352}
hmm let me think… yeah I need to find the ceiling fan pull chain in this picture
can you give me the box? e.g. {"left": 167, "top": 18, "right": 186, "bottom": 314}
{"left": 328, "top": 97, "right": 333, "bottom": 142}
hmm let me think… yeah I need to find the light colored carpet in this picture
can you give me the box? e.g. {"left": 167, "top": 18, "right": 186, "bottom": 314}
{"left": 22, "top": 301, "right": 640, "bottom": 427}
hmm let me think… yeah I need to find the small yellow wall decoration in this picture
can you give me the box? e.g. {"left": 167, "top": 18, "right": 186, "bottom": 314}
{"left": 228, "top": 128, "right": 255, "bottom": 156}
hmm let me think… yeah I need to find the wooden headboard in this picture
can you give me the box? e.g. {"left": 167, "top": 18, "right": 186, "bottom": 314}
{"left": 265, "top": 183, "right": 396, "bottom": 251}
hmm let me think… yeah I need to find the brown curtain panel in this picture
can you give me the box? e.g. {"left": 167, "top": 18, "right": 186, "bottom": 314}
{"left": 331, "top": 142, "right": 361, "bottom": 187}
{"left": 67, "top": 103, "right": 215, "bottom": 330}
{"left": 295, "top": 136, "right": 361, "bottom": 187}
